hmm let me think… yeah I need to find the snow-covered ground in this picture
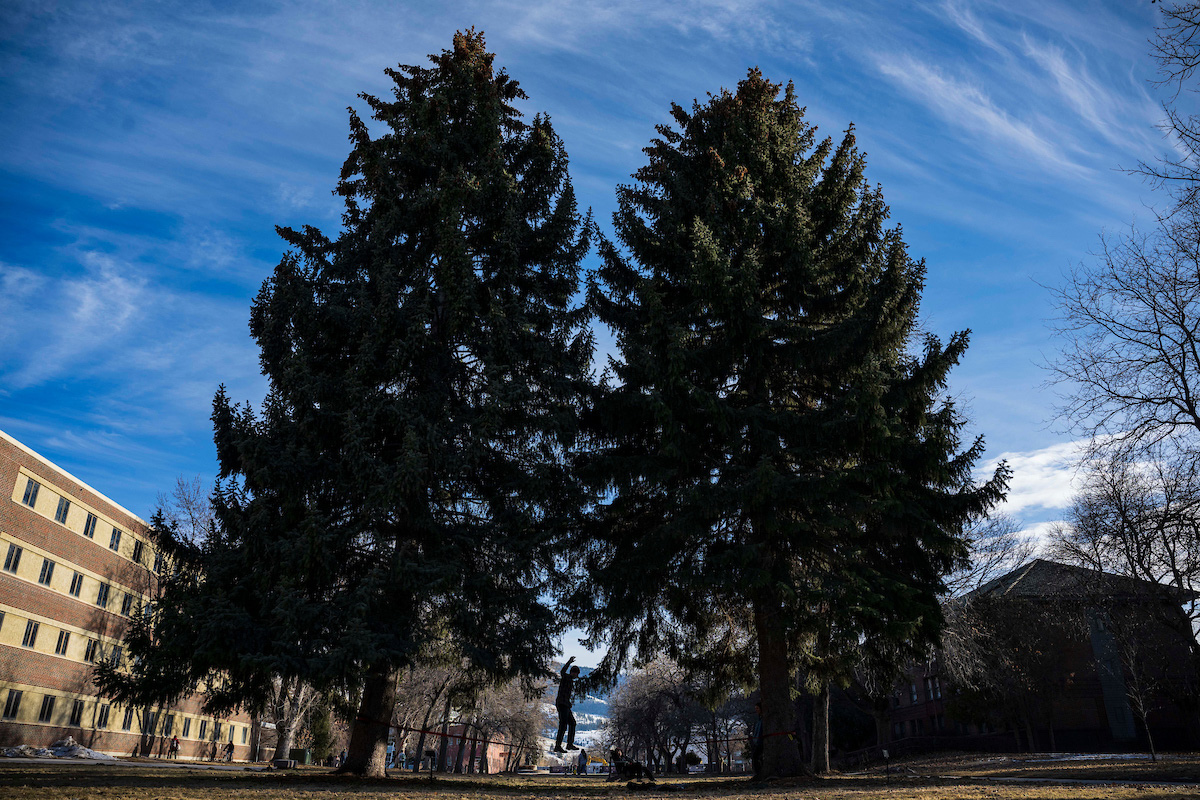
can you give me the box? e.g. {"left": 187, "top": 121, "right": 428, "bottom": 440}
{"left": 0, "top": 737, "right": 114, "bottom": 760}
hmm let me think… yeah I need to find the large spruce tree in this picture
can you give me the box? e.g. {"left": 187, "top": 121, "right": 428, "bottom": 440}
{"left": 150, "top": 31, "right": 592, "bottom": 776}
{"left": 573, "top": 71, "right": 1007, "bottom": 777}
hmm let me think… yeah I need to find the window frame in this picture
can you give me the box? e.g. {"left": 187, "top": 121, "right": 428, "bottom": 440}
{"left": 4, "top": 543, "right": 22, "bottom": 573}
{"left": 21, "top": 478, "right": 39, "bottom": 507}
{"left": 21, "top": 619, "right": 39, "bottom": 648}
{"left": 37, "top": 558, "right": 55, "bottom": 586}
{"left": 38, "top": 694, "right": 56, "bottom": 723}
{"left": 2, "top": 689, "right": 22, "bottom": 720}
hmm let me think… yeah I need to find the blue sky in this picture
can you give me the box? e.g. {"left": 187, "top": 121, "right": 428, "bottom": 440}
{"left": 0, "top": 1, "right": 1177, "bottom": 661}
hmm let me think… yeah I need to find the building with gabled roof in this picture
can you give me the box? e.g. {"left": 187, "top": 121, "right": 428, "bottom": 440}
{"left": 886, "top": 559, "right": 1199, "bottom": 754}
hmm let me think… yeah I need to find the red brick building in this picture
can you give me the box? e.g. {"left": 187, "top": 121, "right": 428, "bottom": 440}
{"left": 886, "top": 559, "right": 1199, "bottom": 753}
{"left": 0, "top": 429, "right": 254, "bottom": 760}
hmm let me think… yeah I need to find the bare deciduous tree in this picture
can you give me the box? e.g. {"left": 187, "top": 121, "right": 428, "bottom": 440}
{"left": 1048, "top": 217, "right": 1200, "bottom": 455}
{"left": 945, "top": 513, "right": 1039, "bottom": 597}
{"left": 1139, "top": 2, "right": 1200, "bottom": 209}
{"left": 1049, "top": 448, "right": 1200, "bottom": 651}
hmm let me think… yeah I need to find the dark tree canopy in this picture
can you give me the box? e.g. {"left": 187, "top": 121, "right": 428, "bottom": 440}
{"left": 129, "top": 30, "right": 593, "bottom": 777}
{"left": 571, "top": 70, "right": 1007, "bottom": 777}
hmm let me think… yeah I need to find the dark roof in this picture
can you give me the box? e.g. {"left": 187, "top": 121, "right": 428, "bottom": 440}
{"left": 966, "top": 558, "right": 1197, "bottom": 604}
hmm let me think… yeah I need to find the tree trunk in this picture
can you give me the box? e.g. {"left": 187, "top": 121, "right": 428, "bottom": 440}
{"left": 413, "top": 685, "right": 443, "bottom": 772}
{"left": 453, "top": 725, "right": 468, "bottom": 773}
{"left": 467, "top": 728, "right": 478, "bottom": 774}
{"left": 811, "top": 682, "right": 830, "bottom": 774}
{"left": 436, "top": 695, "right": 452, "bottom": 772}
{"left": 874, "top": 709, "right": 889, "bottom": 748}
{"left": 273, "top": 720, "right": 298, "bottom": 763}
{"left": 1136, "top": 707, "right": 1158, "bottom": 762}
{"left": 753, "top": 594, "right": 804, "bottom": 777}
{"left": 271, "top": 677, "right": 312, "bottom": 761}
{"left": 341, "top": 666, "right": 400, "bottom": 777}
{"left": 1022, "top": 714, "right": 1036, "bottom": 753}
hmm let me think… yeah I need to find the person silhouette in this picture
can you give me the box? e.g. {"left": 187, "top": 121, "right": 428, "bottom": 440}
{"left": 552, "top": 656, "right": 580, "bottom": 753}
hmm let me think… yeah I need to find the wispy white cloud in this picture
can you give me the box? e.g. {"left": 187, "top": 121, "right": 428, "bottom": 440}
{"left": 490, "top": 0, "right": 790, "bottom": 53}
{"left": 1020, "top": 34, "right": 1159, "bottom": 154}
{"left": 0, "top": 253, "right": 146, "bottom": 389}
{"left": 942, "top": 0, "right": 1005, "bottom": 55}
{"left": 876, "top": 54, "right": 1087, "bottom": 177}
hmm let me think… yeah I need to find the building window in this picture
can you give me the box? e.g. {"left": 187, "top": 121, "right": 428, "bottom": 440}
{"left": 54, "top": 630, "right": 70, "bottom": 656}
{"left": 96, "top": 704, "right": 110, "bottom": 729}
{"left": 4, "top": 543, "right": 22, "bottom": 573}
{"left": 22, "top": 620, "right": 39, "bottom": 648}
{"left": 38, "top": 694, "right": 56, "bottom": 722}
{"left": 0, "top": 611, "right": 5, "bottom": 631}
{"left": 96, "top": 583, "right": 110, "bottom": 608}
{"left": 109, "top": 645, "right": 123, "bottom": 667}
{"left": 109, "top": 528, "right": 122, "bottom": 552}
{"left": 182, "top": 717, "right": 191, "bottom": 738}
{"left": 3, "top": 690, "right": 22, "bottom": 720}
{"left": 893, "top": 722, "right": 903, "bottom": 739}
{"left": 54, "top": 497, "right": 70, "bottom": 524}
{"left": 131, "top": 540, "right": 144, "bottom": 564}
{"left": 910, "top": 683, "right": 918, "bottom": 704}
{"left": 933, "top": 677, "right": 941, "bottom": 699}
{"left": 83, "top": 512, "right": 97, "bottom": 538}
{"left": 213, "top": 721, "right": 222, "bottom": 741}
{"left": 21, "top": 478, "right": 39, "bottom": 507}
{"left": 120, "top": 593, "right": 134, "bottom": 616}
{"left": 145, "top": 711, "right": 158, "bottom": 734}
{"left": 198, "top": 720, "right": 207, "bottom": 740}
{"left": 84, "top": 639, "right": 99, "bottom": 662}
{"left": 122, "top": 706, "right": 135, "bottom": 731}
{"left": 241, "top": 726, "right": 247, "bottom": 744}
{"left": 37, "top": 558, "right": 55, "bottom": 586}
{"left": 153, "top": 551, "right": 164, "bottom": 573}
{"left": 70, "top": 699, "right": 84, "bottom": 726}
{"left": 69, "top": 572, "right": 83, "bottom": 597}
{"left": 165, "top": 714, "right": 174, "bottom": 735}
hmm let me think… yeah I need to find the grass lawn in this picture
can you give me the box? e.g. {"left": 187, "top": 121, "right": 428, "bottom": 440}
{"left": 1, "top": 754, "right": 1199, "bottom": 800}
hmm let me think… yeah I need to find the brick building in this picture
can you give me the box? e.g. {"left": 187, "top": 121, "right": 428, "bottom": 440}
{"left": 0, "top": 428, "right": 255, "bottom": 760}
{"left": 886, "top": 559, "right": 1199, "bottom": 753}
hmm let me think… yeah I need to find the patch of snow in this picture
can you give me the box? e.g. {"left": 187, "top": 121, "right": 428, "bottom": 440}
{"left": 0, "top": 737, "right": 115, "bottom": 760}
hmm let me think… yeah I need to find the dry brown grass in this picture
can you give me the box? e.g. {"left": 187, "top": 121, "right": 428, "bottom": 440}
{"left": 1, "top": 755, "right": 1199, "bottom": 800}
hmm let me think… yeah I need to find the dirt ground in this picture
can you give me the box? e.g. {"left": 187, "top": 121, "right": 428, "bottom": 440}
{"left": 2, "top": 752, "right": 1200, "bottom": 800}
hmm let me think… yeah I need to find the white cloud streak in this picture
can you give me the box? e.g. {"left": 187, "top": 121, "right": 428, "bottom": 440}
{"left": 876, "top": 54, "right": 1087, "bottom": 177}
